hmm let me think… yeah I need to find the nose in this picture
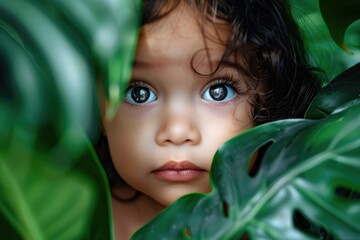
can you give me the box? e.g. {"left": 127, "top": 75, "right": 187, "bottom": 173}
{"left": 156, "top": 109, "right": 201, "bottom": 146}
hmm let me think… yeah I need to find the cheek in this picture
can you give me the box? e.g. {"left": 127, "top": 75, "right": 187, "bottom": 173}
{"left": 197, "top": 102, "right": 253, "bottom": 166}
{"left": 202, "top": 101, "right": 253, "bottom": 138}
{"left": 104, "top": 107, "right": 156, "bottom": 171}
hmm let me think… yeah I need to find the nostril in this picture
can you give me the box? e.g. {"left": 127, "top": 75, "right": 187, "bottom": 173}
{"left": 156, "top": 129, "right": 201, "bottom": 146}
{"left": 163, "top": 137, "right": 192, "bottom": 145}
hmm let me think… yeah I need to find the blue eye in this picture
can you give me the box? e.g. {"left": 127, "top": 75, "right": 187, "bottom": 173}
{"left": 202, "top": 84, "right": 236, "bottom": 102}
{"left": 125, "top": 85, "right": 157, "bottom": 105}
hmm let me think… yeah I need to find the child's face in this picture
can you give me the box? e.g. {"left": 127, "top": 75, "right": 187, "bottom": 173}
{"left": 102, "top": 4, "right": 254, "bottom": 206}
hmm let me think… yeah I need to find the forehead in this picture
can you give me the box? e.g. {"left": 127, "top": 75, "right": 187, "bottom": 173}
{"left": 135, "top": 3, "right": 231, "bottom": 71}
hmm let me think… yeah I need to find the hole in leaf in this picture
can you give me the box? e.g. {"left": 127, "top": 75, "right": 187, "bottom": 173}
{"left": 294, "top": 210, "right": 312, "bottom": 231}
{"left": 222, "top": 200, "right": 229, "bottom": 218}
{"left": 183, "top": 227, "right": 191, "bottom": 239}
{"left": 248, "top": 141, "right": 273, "bottom": 177}
{"left": 0, "top": 54, "right": 14, "bottom": 101}
{"left": 335, "top": 186, "right": 360, "bottom": 200}
{"left": 293, "top": 209, "right": 336, "bottom": 239}
{"left": 240, "top": 232, "right": 249, "bottom": 240}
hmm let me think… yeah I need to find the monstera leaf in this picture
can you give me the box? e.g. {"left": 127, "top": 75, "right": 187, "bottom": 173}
{"left": 132, "top": 65, "right": 360, "bottom": 239}
{"left": 0, "top": 0, "right": 141, "bottom": 239}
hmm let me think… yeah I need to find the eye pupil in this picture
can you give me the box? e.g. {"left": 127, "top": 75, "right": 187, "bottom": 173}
{"left": 131, "top": 87, "right": 150, "bottom": 103}
{"left": 210, "top": 85, "right": 227, "bottom": 101}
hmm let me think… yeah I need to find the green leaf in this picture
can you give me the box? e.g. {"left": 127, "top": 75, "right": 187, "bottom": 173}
{"left": 50, "top": 0, "right": 142, "bottom": 118}
{"left": 0, "top": 0, "right": 140, "bottom": 238}
{"left": 0, "top": 131, "right": 95, "bottom": 240}
{"left": 319, "top": 0, "right": 360, "bottom": 52}
{"left": 0, "top": 0, "right": 97, "bottom": 147}
{"left": 305, "top": 62, "right": 360, "bottom": 119}
{"left": 291, "top": 0, "right": 360, "bottom": 82}
{"left": 0, "top": 0, "right": 142, "bottom": 140}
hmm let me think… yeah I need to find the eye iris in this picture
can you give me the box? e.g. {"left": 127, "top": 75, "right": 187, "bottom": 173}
{"left": 210, "top": 85, "right": 227, "bottom": 101}
{"left": 131, "top": 87, "right": 150, "bottom": 103}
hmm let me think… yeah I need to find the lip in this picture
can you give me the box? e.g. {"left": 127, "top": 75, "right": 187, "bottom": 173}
{"left": 151, "top": 161, "right": 207, "bottom": 182}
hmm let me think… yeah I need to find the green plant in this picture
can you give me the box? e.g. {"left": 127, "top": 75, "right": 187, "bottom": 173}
{"left": 291, "top": 0, "right": 360, "bottom": 82}
{"left": 0, "top": 0, "right": 141, "bottom": 239}
{"left": 0, "top": 0, "right": 359, "bottom": 239}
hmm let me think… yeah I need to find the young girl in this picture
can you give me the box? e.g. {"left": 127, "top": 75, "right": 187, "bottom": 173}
{"left": 97, "top": 0, "right": 322, "bottom": 239}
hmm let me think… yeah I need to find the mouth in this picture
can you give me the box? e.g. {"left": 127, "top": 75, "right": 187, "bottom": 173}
{"left": 151, "top": 161, "right": 207, "bottom": 182}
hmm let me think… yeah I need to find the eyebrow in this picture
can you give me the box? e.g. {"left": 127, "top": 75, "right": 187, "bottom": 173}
{"left": 133, "top": 60, "right": 166, "bottom": 69}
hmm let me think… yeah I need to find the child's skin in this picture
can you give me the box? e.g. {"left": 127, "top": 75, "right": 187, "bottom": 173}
{"left": 100, "top": 2, "right": 258, "bottom": 239}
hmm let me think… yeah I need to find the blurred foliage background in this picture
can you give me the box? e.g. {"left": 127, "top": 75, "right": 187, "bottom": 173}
{"left": 0, "top": 0, "right": 141, "bottom": 239}
{"left": 0, "top": 0, "right": 359, "bottom": 239}
{"left": 292, "top": 0, "right": 360, "bottom": 83}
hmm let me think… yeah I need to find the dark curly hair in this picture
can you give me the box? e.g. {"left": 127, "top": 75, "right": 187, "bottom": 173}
{"left": 98, "top": 0, "right": 323, "bottom": 201}
{"left": 142, "top": 0, "right": 323, "bottom": 123}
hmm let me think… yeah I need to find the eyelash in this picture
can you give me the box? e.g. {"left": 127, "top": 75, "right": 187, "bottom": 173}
{"left": 127, "top": 80, "right": 148, "bottom": 89}
{"left": 207, "top": 74, "right": 245, "bottom": 94}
